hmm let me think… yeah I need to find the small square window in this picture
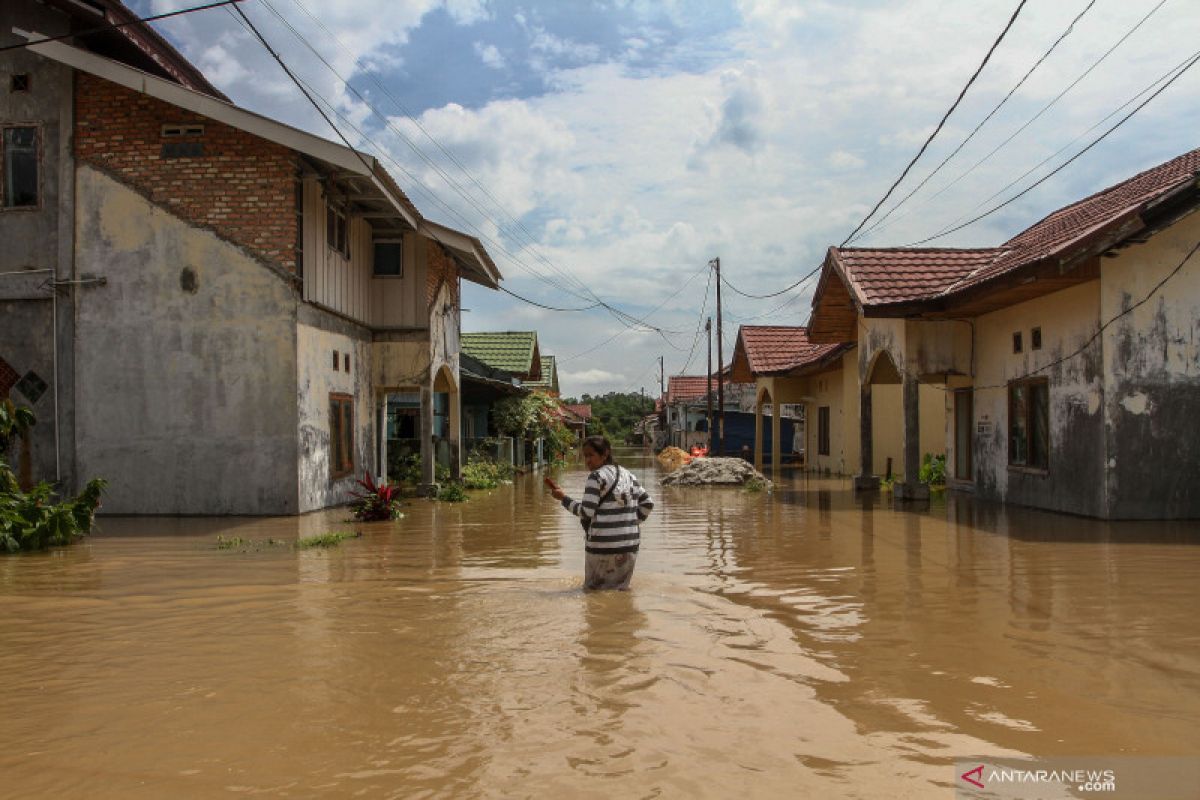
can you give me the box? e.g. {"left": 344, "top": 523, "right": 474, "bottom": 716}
{"left": 373, "top": 240, "right": 403, "bottom": 276}
{"left": 326, "top": 205, "right": 349, "bottom": 259}
{"left": 11, "top": 74, "right": 30, "bottom": 93}
{"left": 1012, "top": 332, "right": 1023, "bottom": 354}
{"left": 1031, "top": 327, "right": 1042, "bottom": 351}
{"left": 332, "top": 349, "right": 340, "bottom": 371}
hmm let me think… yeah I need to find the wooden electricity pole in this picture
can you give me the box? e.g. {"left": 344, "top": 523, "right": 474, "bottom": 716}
{"left": 705, "top": 316, "right": 713, "bottom": 452}
{"left": 712, "top": 257, "right": 725, "bottom": 455}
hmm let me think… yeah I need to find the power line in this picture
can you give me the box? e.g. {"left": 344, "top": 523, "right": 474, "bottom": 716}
{"left": 281, "top": 0, "right": 598, "bottom": 305}
{"left": 679, "top": 268, "right": 715, "bottom": 374}
{"left": 243, "top": 1, "right": 691, "bottom": 340}
{"left": 250, "top": 0, "right": 596, "bottom": 308}
{"left": 0, "top": 0, "right": 244, "bottom": 53}
{"left": 849, "top": 0, "right": 1098, "bottom": 244}
{"left": 891, "top": 0, "right": 1170, "bottom": 238}
{"left": 930, "top": 46, "right": 1200, "bottom": 242}
{"left": 839, "top": 0, "right": 1028, "bottom": 246}
{"left": 906, "top": 46, "right": 1200, "bottom": 246}
{"left": 497, "top": 286, "right": 601, "bottom": 312}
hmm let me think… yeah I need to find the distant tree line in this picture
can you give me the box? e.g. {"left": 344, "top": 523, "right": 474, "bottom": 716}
{"left": 562, "top": 391, "right": 656, "bottom": 443}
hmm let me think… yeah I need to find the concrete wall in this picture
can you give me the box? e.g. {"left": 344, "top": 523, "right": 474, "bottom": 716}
{"left": 74, "top": 167, "right": 300, "bottom": 514}
{"left": 296, "top": 308, "right": 373, "bottom": 513}
{"left": 971, "top": 279, "right": 1105, "bottom": 517}
{"left": 0, "top": 3, "right": 75, "bottom": 488}
{"left": 1101, "top": 211, "right": 1200, "bottom": 519}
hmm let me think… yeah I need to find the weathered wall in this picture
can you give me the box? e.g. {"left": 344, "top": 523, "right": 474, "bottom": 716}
{"left": 74, "top": 167, "right": 300, "bottom": 514}
{"left": 296, "top": 308, "right": 372, "bottom": 513}
{"left": 972, "top": 280, "right": 1105, "bottom": 517}
{"left": 0, "top": 3, "right": 74, "bottom": 487}
{"left": 1101, "top": 211, "right": 1200, "bottom": 519}
{"left": 75, "top": 72, "right": 298, "bottom": 273}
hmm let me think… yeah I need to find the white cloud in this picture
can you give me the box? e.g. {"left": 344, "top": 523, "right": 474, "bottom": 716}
{"left": 828, "top": 150, "right": 866, "bottom": 170}
{"left": 474, "top": 41, "right": 506, "bottom": 70}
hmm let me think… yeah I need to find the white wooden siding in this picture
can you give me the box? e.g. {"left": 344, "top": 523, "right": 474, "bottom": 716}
{"left": 303, "top": 178, "right": 426, "bottom": 328}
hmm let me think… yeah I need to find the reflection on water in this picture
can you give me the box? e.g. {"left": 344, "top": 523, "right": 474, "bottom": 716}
{"left": 2, "top": 450, "right": 1199, "bottom": 797}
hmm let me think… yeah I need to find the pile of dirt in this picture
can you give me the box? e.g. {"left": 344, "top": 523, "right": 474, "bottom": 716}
{"left": 656, "top": 447, "right": 692, "bottom": 470}
{"left": 660, "top": 457, "right": 771, "bottom": 487}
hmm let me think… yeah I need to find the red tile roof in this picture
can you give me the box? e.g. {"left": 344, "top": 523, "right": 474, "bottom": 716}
{"left": 666, "top": 375, "right": 710, "bottom": 403}
{"left": 563, "top": 403, "right": 592, "bottom": 421}
{"left": 826, "top": 146, "right": 1200, "bottom": 307}
{"left": 737, "top": 326, "right": 847, "bottom": 375}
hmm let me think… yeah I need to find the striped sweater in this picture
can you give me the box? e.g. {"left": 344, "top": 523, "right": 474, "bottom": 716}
{"left": 561, "top": 464, "right": 654, "bottom": 555}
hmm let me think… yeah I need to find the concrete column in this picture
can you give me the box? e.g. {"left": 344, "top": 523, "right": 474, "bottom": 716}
{"left": 754, "top": 395, "right": 764, "bottom": 473}
{"left": 896, "top": 372, "right": 929, "bottom": 501}
{"left": 854, "top": 381, "right": 879, "bottom": 491}
{"left": 378, "top": 394, "right": 387, "bottom": 483}
{"left": 449, "top": 387, "right": 461, "bottom": 480}
{"left": 771, "top": 400, "right": 782, "bottom": 478}
{"left": 418, "top": 384, "right": 436, "bottom": 494}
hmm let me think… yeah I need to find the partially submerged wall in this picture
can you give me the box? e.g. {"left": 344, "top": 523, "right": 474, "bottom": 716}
{"left": 972, "top": 280, "right": 1105, "bottom": 517}
{"left": 1102, "top": 211, "right": 1200, "bottom": 519}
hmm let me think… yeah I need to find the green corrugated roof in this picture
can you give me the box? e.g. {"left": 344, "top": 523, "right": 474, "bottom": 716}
{"left": 461, "top": 331, "right": 539, "bottom": 377}
{"left": 525, "top": 355, "right": 559, "bottom": 392}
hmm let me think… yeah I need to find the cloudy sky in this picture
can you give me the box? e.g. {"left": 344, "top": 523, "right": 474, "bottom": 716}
{"left": 135, "top": 0, "right": 1200, "bottom": 398}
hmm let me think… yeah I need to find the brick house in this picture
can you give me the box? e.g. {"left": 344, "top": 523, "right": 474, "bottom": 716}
{"left": 808, "top": 147, "right": 1200, "bottom": 518}
{"left": 0, "top": 0, "right": 500, "bottom": 514}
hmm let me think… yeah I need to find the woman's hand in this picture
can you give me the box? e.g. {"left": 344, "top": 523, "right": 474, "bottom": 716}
{"left": 543, "top": 477, "right": 565, "bottom": 501}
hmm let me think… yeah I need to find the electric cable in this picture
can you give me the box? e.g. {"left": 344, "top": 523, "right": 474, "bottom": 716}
{"left": 906, "top": 47, "right": 1200, "bottom": 246}
{"left": 849, "top": 0, "right": 1099, "bottom": 244}
{"left": 839, "top": 0, "right": 1029, "bottom": 246}
{"left": 0, "top": 0, "right": 244, "bottom": 53}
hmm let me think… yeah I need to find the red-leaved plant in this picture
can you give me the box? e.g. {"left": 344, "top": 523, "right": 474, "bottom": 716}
{"left": 349, "top": 472, "right": 403, "bottom": 521}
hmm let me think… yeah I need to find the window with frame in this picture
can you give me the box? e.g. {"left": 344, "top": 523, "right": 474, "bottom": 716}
{"left": 1008, "top": 378, "right": 1049, "bottom": 470}
{"left": 373, "top": 239, "right": 403, "bottom": 276}
{"left": 327, "top": 205, "right": 349, "bottom": 259}
{"left": 817, "top": 406, "right": 831, "bottom": 456}
{"left": 3, "top": 126, "right": 39, "bottom": 208}
{"left": 330, "top": 393, "right": 354, "bottom": 479}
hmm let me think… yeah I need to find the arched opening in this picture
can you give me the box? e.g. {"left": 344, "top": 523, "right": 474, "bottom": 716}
{"left": 432, "top": 364, "right": 461, "bottom": 480}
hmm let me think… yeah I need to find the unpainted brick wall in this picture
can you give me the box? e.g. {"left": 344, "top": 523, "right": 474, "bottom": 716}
{"left": 74, "top": 72, "right": 298, "bottom": 273}
{"left": 426, "top": 240, "right": 460, "bottom": 308}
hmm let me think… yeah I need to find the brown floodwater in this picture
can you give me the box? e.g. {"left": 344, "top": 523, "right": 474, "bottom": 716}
{"left": 2, "top": 450, "right": 1198, "bottom": 798}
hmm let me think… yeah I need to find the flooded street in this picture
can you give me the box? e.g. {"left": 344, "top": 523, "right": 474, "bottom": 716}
{"left": 2, "top": 450, "right": 1199, "bottom": 798}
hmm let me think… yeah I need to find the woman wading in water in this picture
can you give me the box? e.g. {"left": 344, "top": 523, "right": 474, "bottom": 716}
{"left": 545, "top": 436, "right": 654, "bottom": 590}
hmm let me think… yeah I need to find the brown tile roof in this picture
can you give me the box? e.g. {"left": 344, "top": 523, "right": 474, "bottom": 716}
{"left": 737, "top": 326, "right": 847, "bottom": 374}
{"left": 563, "top": 403, "right": 592, "bottom": 421}
{"left": 666, "top": 376, "right": 710, "bottom": 404}
{"left": 825, "top": 146, "right": 1200, "bottom": 307}
{"left": 831, "top": 248, "right": 1007, "bottom": 305}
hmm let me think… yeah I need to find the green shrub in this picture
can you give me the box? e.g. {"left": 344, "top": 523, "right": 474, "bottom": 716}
{"left": 0, "top": 457, "right": 106, "bottom": 554}
{"left": 436, "top": 484, "right": 468, "bottom": 502}
{"left": 919, "top": 453, "right": 947, "bottom": 486}
{"left": 744, "top": 477, "right": 768, "bottom": 493}
{"left": 461, "top": 457, "right": 513, "bottom": 490}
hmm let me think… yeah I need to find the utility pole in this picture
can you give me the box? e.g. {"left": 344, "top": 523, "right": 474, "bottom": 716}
{"left": 711, "top": 257, "right": 725, "bottom": 455}
{"left": 658, "top": 355, "right": 664, "bottom": 400}
{"left": 705, "top": 317, "right": 713, "bottom": 452}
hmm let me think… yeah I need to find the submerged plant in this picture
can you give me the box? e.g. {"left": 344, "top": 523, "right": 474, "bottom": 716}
{"left": 919, "top": 453, "right": 947, "bottom": 486}
{"left": 349, "top": 472, "right": 404, "bottom": 521}
{"left": 744, "top": 477, "right": 768, "bottom": 493}
{"left": 0, "top": 456, "right": 107, "bottom": 554}
{"left": 436, "top": 484, "right": 468, "bottom": 503}
{"left": 296, "top": 530, "right": 362, "bottom": 549}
